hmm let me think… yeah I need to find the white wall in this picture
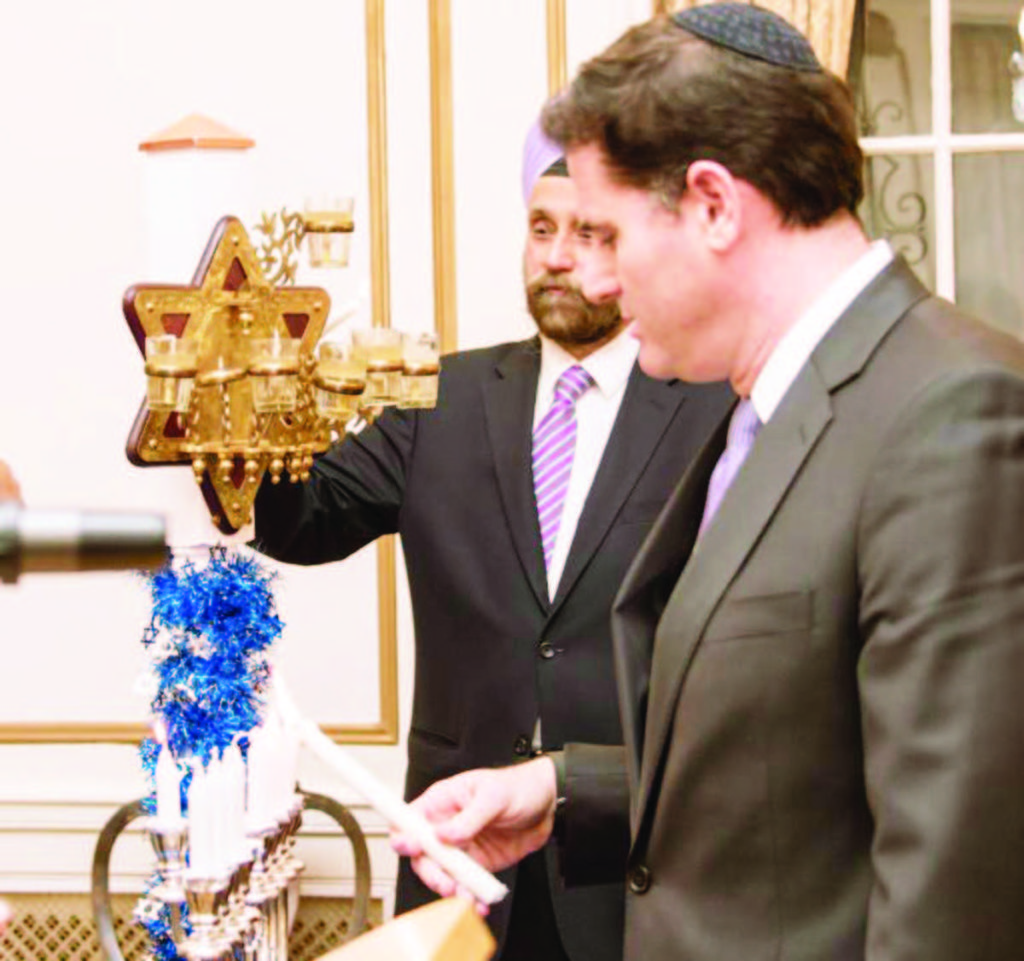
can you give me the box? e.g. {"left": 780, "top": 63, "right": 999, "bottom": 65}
{"left": 0, "top": 0, "right": 652, "bottom": 911}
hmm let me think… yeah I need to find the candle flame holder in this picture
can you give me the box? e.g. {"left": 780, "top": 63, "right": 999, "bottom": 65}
{"left": 181, "top": 874, "right": 233, "bottom": 961}
{"left": 255, "top": 199, "right": 356, "bottom": 286}
{"left": 146, "top": 818, "right": 189, "bottom": 904}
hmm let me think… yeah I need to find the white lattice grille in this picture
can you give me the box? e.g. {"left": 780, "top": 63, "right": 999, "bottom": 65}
{"left": 0, "top": 894, "right": 382, "bottom": 961}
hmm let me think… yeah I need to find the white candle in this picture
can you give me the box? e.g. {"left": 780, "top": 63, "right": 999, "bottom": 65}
{"left": 261, "top": 707, "right": 291, "bottom": 823}
{"left": 273, "top": 673, "right": 508, "bottom": 905}
{"left": 244, "top": 727, "right": 261, "bottom": 829}
{"left": 264, "top": 712, "right": 284, "bottom": 821}
{"left": 187, "top": 763, "right": 210, "bottom": 876}
{"left": 207, "top": 757, "right": 229, "bottom": 876}
{"left": 223, "top": 743, "right": 247, "bottom": 863}
{"left": 245, "top": 724, "right": 275, "bottom": 832}
{"left": 155, "top": 745, "right": 181, "bottom": 824}
{"left": 264, "top": 686, "right": 302, "bottom": 817}
{"left": 284, "top": 709, "right": 301, "bottom": 805}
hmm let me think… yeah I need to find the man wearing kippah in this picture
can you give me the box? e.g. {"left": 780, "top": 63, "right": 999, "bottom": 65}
{"left": 395, "top": 5, "right": 1024, "bottom": 960}
{"left": 253, "top": 118, "right": 731, "bottom": 959}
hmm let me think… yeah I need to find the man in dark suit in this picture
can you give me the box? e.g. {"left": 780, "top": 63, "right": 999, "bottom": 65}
{"left": 393, "top": 6, "right": 1024, "bottom": 960}
{"left": 252, "top": 123, "right": 731, "bottom": 961}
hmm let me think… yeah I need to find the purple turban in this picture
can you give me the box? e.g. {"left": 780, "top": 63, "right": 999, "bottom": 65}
{"left": 522, "top": 118, "right": 567, "bottom": 205}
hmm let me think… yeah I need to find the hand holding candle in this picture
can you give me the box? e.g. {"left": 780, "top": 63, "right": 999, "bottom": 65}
{"left": 272, "top": 673, "right": 508, "bottom": 906}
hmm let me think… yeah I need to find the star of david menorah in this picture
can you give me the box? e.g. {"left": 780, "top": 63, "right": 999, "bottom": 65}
{"left": 124, "top": 216, "right": 439, "bottom": 533}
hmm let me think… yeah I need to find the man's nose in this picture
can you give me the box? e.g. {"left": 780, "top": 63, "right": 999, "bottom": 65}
{"left": 577, "top": 253, "right": 622, "bottom": 304}
{"left": 542, "top": 232, "right": 575, "bottom": 272}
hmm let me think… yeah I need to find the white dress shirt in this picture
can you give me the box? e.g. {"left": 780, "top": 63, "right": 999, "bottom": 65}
{"left": 534, "top": 330, "right": 639, "bottom": 599}
{"left": 750, "top": 240, "right": 894, "bottom": 423}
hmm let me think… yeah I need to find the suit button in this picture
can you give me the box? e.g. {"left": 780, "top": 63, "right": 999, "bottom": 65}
{"left": 628, "top": 864, "right": 652, "bottom": 894}
{"left": 539, "top": 642, "right": 556, "bottom": 660}
{"left": 513, "top": 735, "right": 531, "bottom": 757}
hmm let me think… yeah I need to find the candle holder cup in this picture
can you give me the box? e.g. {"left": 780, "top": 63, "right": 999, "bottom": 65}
{"left": 181, "top": 874, "right": 233, "bottom": 961}
{"left": 145, "top": 818, "right": 190, "bottom": 904}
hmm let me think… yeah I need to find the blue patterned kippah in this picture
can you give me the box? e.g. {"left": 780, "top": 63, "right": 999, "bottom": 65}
{"left": 672, "top": 3, "right": 822, "bottom": 72}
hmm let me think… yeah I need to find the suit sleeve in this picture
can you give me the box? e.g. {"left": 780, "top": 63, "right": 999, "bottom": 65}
{"left": 857, "top": 368, "right": 1024, "bottom": 959}
{"left": 251, "top": 405, "right": 415, "bottom": 565}
{"left": 557, "top": 742, "right": 631, "bottom": 886}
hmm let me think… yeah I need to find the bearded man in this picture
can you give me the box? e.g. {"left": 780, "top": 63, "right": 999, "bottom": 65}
{"left": 252, "top": 121, "right": 731, "bottom": 961}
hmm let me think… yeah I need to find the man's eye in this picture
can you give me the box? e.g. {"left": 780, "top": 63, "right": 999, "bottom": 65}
{"left": 531, "top": 223, "right": 554, "bottom": 238}
{"left": 580, "top": 225, "right": 616, "bottom": 248}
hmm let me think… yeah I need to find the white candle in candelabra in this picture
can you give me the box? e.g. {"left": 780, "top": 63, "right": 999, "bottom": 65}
{"left": 245, "top": 724, "right": 274, "bottom": 832}
{"left": 223, "top": 742, "right": 248, "bottom": 863}
{"left": 186, "top": 763, "right": 209, "bottom": 875}
{"left": 245, "top": 727, "right": 261, "bottom": 830}
{"left": 207, "top": 756, "right": 231, "bottom": 876}
{"left": 267, "top": 709, "right": 292, "bottom": 819}
{"left": 155, "top": 744, "right": 182, "bottom": 824}
{"left": 187, "top": 762, "right": 223, "bottom": 877}
{"left": 262, "top": 707, "right": 287, "bottom": 823}
{"left": 267, "top": 687, "right": 301, "bottom": 814}
{"left": 284, "top": 711, "right": 301, "bottom": 806}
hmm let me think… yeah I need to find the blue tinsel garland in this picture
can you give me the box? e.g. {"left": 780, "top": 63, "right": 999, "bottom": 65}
{"left": 135, "top": 546, "right": 283, "bottom": 960}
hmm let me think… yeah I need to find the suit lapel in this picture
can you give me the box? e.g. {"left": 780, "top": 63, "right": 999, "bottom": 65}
{"left": 549, "top": 366, "right": 690, "bottom": 614}
{"left": 633, "top": 371, "right": 832, "bottom": 819}
{"left": 482, "top": 340, "right": 549, "bottom": 611}
{"left": 612, "top": 415, "right": 729, "bottom": 802}
{"left": 631, "top": 256, "right": 931, "bottom": 826}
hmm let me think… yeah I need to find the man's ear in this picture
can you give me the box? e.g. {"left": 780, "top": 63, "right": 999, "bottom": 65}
{"left": 684, "top": 160, "right": 741, "bottom": 251}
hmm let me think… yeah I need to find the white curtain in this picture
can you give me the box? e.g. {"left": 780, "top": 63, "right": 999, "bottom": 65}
{"left": 951, "top": 23, "right": 1024, "bottom": 337}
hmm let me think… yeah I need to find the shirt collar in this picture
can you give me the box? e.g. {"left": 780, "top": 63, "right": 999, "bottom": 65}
{"left": 538, "top": 328, "right": 639, "bottom": 402}
{"left": 750, "top": 240, "right": 894, "bottom": 423}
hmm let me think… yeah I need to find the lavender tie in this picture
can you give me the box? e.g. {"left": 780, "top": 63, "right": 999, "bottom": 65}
{"left": 533, "top": 365, "right": 595, "bottom": 570}
{"left": 698, "top": 398, "right": 761, "bottom": 538}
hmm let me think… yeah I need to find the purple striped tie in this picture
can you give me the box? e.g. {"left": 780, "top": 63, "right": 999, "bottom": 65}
{"left": 698, "top": 398, "right": 761, "bottom": 538}
{"left": 533, "top": 365, "right": 595, "bottom": 570}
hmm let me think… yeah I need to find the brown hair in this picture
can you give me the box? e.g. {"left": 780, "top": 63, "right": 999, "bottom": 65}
{"left": 542, "top": 16, "right": 863, "bottom": 228}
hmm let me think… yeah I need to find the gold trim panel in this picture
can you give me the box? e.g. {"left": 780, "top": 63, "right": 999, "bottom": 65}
{"left": 547, "top": 0, "right": 567, "bottom": 94}
{"left": 429, "top": 0, "right": 458, "bottom": 354}
{"left": 0, "top": 714, "right": 398, "bottom": 746}
{"left": 364, "top": 0, "right": 400, "bottom": 745}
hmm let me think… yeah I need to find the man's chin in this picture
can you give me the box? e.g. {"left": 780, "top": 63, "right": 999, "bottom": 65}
{"left": 636, "top": 343, "right": 680, "bottom": 383}
{"left": 535, "top": 311, "right": 623, "bottom": 348}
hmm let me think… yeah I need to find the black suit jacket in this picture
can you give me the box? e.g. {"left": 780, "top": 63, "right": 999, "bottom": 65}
{"left": 559, "top": 260, "right": 1024, "bottom": 960}
{"left": 253, "top": 337, "right": 732, "bottom": 960}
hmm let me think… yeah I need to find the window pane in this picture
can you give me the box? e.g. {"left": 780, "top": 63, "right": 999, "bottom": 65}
{"left": 954, "top": 153, "right": 1024, "bottom": 337}
{"left": 861, "top": 153, "right": 935, "bottom": 290}
{"left": 951, "top": 2, "right": 1023, "bottom": 134}
{"left": 850, "top": 0, "right": 932, "bottom": 137}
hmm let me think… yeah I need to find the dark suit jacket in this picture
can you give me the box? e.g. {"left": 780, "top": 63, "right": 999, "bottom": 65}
{"left": 559, "top": 259, "right": 1024, "bottom": 960}
{"left": 252, "top": 337, "right": 732, "bottom": 961}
